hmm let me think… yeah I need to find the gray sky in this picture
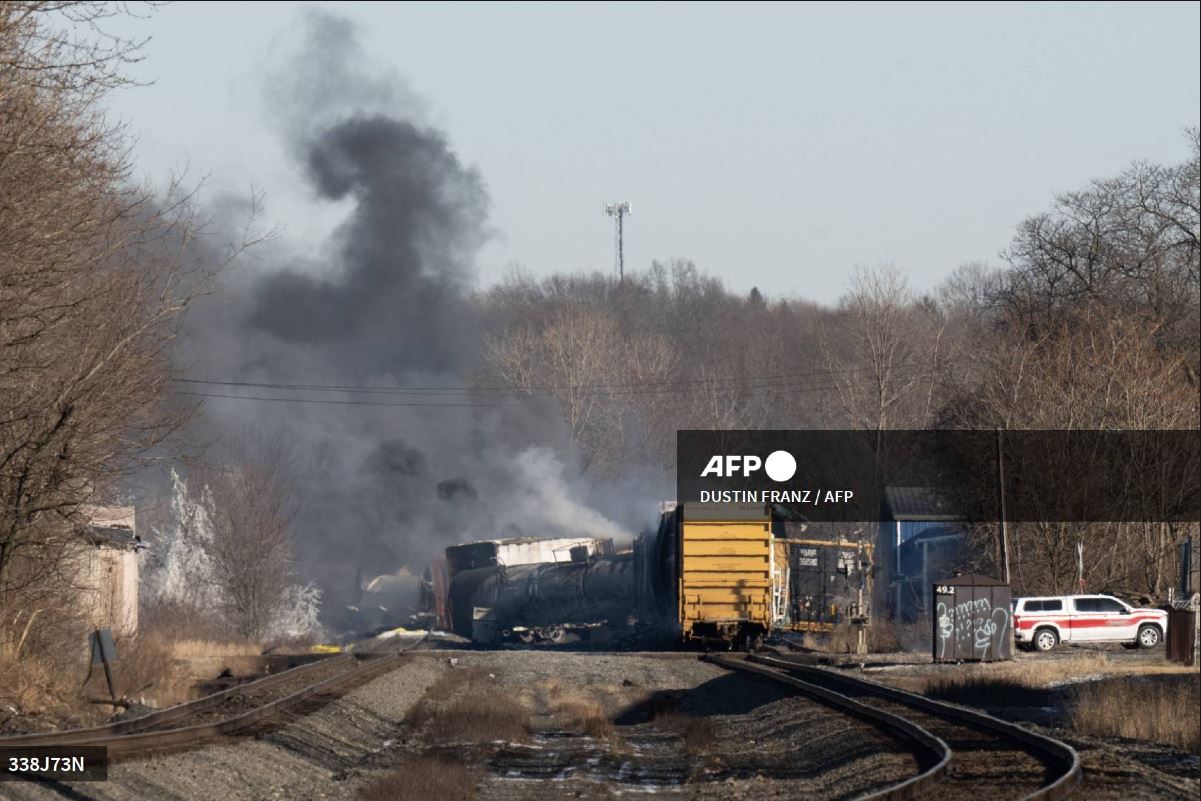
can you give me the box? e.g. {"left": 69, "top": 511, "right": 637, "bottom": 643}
{"left": 99, "top": 1, "right": 1199, "bottom": 303}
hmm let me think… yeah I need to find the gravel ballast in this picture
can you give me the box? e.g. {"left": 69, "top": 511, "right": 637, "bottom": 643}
{"left": 1, "top": 650, "right": 922, "bottom": 800}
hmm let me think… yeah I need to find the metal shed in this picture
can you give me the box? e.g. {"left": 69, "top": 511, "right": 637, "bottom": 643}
{"left": 932, "top": 573, "right": 1013, "bottom": 662}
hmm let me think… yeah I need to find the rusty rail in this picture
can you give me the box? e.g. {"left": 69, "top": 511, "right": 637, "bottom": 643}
{"left": 749, "top": 654, "right": 1081, "bottom": 801}
{"left": 0, "top": 653, "right": 354, "bottom": 747}
{"left": 707, "top": 653, "right": 949, "bottom": 800}
{"left": 91, "top": 653, "right": 403, "bottom": 758}
{"left": 0, "top": 644, "right": 416, "bottom": 759}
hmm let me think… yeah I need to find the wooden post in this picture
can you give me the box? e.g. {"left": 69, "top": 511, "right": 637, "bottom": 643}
{"left": 996, "top": 428, "right": 1010, "bottom": 584}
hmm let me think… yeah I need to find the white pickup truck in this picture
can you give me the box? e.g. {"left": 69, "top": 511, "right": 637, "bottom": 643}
{"left": 1012, "top": 594, "right": 1168, "bottom": 652}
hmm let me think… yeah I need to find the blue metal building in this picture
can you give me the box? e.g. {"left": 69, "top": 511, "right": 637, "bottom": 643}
{"left": 881, "top": 487, "right": 967, "bottom": 622}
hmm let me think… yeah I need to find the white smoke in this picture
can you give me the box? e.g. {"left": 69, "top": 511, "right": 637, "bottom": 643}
{"left": 495, "top": 447, "right": 632, "bottom": 544}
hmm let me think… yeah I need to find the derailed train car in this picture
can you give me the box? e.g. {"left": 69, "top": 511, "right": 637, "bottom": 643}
{"left": 430, "top": 503, "right": 874, "bottom": 648}
{"left": 442, "top": 536, "right": 638, "bottom": 643}
{"left": 438, "top": 503, "right": 789, "bottom": 647}
{"left": 437, "top": 531, "right": 660, "bottom": 644}
{"left": 451, "top": 557, "right": 638, "bottom": 644}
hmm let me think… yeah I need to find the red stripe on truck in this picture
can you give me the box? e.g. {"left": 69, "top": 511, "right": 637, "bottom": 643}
{"left": 1014, "top": 615, "right": 1162, "bottom": 631}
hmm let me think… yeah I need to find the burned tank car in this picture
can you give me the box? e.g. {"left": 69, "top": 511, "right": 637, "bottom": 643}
{"left": 449, "top": 555, "right": 638, "bottom": 643}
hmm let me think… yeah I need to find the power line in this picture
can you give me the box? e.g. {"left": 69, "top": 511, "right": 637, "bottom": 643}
{"left": 173, "top": 363, "right": 927, "bottom": 396}
{"left": 172, "top": 391, "right": 556, "bottom": 408}
{"left": 173, "top": 368, "right": 933, "bottom": 409}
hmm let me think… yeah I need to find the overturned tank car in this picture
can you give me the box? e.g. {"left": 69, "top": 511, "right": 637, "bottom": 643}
{"left": 451, "top": 556, "right": 637, "bottom": 644}
{"left": 436, "top": 531, "right": 677, "bottom": 645}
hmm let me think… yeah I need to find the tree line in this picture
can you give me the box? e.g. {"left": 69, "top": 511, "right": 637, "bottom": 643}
{"left": 477, "top": 132, "right": 1199, "bottom": 599}
{"left": 1, "top": 4, "right": 280, "bottom": 681}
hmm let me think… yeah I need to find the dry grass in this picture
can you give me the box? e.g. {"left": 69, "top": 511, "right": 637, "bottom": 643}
{"left": 262, "top": 633, "right": 320, "bottom": 653}
{"left": 425, "top": 695, "right": 529, "bottom": 743}
{"left": 536, "top": 678, "right": 623, "bottom": 739}
{"left": 140, "top": 601, "right": 263, "bottom": 659}
{"left": 553, "top": 697, "right": 614, "bottom": 738}
{"left": 0, "top": 650, "right": 107, "bottom": 733}
{"left": 2, "top": 605, "right": 110, "bottom": 727}
{"left": 105, "top": 632, "right": 174, "bottom": 701}
{"left": 888, "top": 652, "right": 1192, "bottom": 697}
{"left": 165, "top": 638, "right": 260, "bottom": 658}
{"left": 140, "top": 600, "right": 237, "bottom": 642}
{"left": 920, "top": 675, "right": 1046, "bottom": 707}
{"left": 0, "top": 652, "right": 72, "bottom": 713}
{"left": 1, "top": 594, "right": 263, "bottom": 728}
{"left": 103, "top": 629, "right": 261, "bottom": 707}
{"left": 876, "top": 654, "right": 1200, "bottom": 753}
{"left": 356, "top": 757, "right": 483, "bottom": 801}
{"left": 654, "top": 710, "right": 718, "bottom": 753}
{"left": 808, "top": 620, "right": 930, "bottom": 654}
{"left": 888, "top": 655, "right": 1113, "bottom": 704}
{"left": 648, "top": 697, "right": 717, "bottom": 753}
{"left": 1069, "top": 675, "right": 1200, "bottom": 753}
{"left": 407, "top": 667, "right": 530, "bottom": 744}
{"left": 0, "top": 594, "right": 96, "bottom": 726}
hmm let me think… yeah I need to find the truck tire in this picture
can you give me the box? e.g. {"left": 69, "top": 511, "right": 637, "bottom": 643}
{"left": 1034, "top": 627, "right": 1059, "bottom": 652}
{"left": 1137, "top": 624, "right": 1161, "bottom": 649}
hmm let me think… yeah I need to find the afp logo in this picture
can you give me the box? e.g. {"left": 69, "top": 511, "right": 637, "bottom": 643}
{"left": 700, "top": 450, "right": 796, "bottom": 482}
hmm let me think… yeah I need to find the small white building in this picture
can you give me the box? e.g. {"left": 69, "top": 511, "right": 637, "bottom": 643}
{"left": 78, "top": 505, "right": 143, "bottom": 637}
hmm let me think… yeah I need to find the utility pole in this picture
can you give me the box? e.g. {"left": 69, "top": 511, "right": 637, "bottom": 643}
{"left": 604, "top": 201, "right": 631, "bottom": 284}
{"left": 996, "top": 428, "right": 1011, "bottom": 584}
{"left": 1076, "top": 541, "right": 1085, "bottom": 592}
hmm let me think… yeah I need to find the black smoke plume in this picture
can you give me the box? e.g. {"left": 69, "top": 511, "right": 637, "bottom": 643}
{"left": 176, "top": 10, "right": 652, "bottom": 625}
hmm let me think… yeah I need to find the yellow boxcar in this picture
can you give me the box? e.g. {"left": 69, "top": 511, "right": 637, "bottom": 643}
{"left": 677, "top": 503, "right": 773, "bottom": 648}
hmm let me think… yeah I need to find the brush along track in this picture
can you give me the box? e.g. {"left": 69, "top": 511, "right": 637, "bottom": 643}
{"left": 0, "top": 641, "right": 422, "bottom": 759}
{"left": 715, "top": 653, "right": 1081, "bottom": 801}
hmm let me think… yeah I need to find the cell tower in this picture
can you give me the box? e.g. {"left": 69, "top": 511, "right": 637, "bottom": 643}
{"left": 604, "top": 201, "right": 631, "bottom": 283}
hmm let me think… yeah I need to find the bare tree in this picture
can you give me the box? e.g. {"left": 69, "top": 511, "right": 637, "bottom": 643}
{"left": 997, "top": 130, "right": 1199, "bottom": 371}
{"left": 484, "top": 305, "right": 676, "bottom": 474}
{"left": 943, "top": 306, "right": 1199, "bottom": 595}
{"left": 198, "top": 434, "right": 302, "bottom": 640}
{"left": 1, "top": 5, "right": 260, "bottom": 625}
{"left": 823, "top": 264, "right": 948, "bottom": 434}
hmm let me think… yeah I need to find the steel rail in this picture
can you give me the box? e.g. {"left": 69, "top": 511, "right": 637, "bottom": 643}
{"left": 88, "top": 652, "right": 405, "bottom": 758}
{"left": 0, "top": 653, "right": 354, "bottom": 747}
{"left": 707, "top": 653, "right": 950, "bottom": 801}
{"left": 750, "top": 654, "right": 1082, "bottom": 801}
{"left": 0, "top": 636, "right": 429, "bottom": 759}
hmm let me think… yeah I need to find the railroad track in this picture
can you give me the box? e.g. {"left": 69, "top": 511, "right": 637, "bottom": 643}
{"left": 708, "top": 653, "right": 1081, "bottom": 801}
{"left": 0, "top": 640, "right": 421, "bottom": 760}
